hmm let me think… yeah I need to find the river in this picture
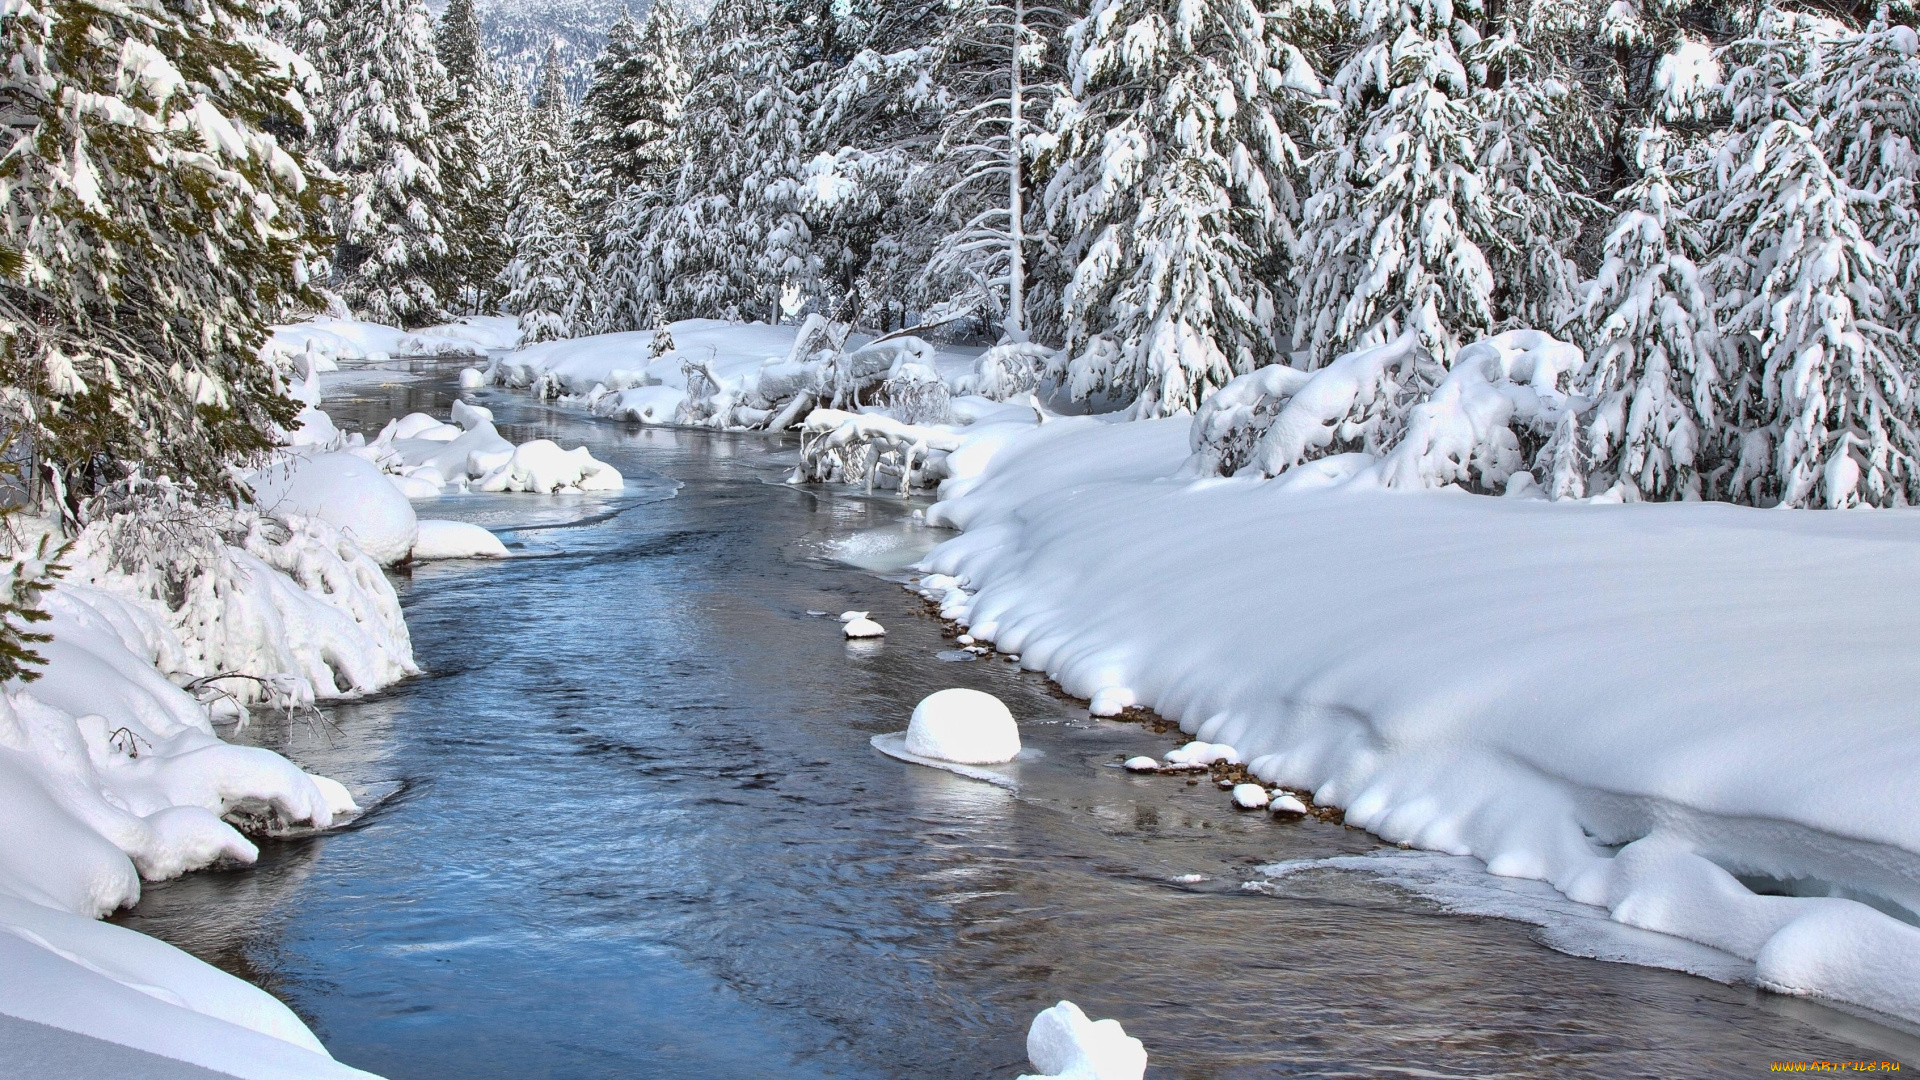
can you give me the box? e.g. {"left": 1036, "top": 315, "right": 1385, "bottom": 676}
{"left": 115, "top": 365, "right": 1920, "bottom": 1078}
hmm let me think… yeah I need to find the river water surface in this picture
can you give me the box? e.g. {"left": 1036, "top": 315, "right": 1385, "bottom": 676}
{"left": 117, "top": 368, "right": 1919, "bottom": 1079}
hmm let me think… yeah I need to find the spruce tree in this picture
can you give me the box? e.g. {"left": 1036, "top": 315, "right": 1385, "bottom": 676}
{"left": 1705, "top": 17, "right": 1920, "bottom": 508}
{"left": 639, "top": 0, "right": 819, "bottom": 322}
{"left": 577, "top": 3, "right": 691, "bottom": 213}
{"left": 434, "top": 0, "right": 509, "bottom": 313}
{"left": 1571, "top": 128, "right": 1721, "bottom": 500}
{"left": 500, "top": 46, "right": 590, "bottom": 341}
{"left": 1041, "top": 0, "right": 1309, "bottom": 416}
{"left": 0, "top": 0, "right": 319, "bottom": 505}
{"left": 308, "top": 0, "right": 452, "bottom": 327}
{"left": 1290, "top": 0, "right": 1502, "bottom": 368}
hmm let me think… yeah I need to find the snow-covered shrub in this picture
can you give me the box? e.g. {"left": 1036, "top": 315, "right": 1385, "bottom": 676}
{"left": 952, "top": 342, "right": 1054, "bottom": 402}
{"left": 878, "top": 363, "right": 953, "bottom": 425}
{"left": 67, "top": 478, "right": 417, "bottom": 711}
{"left": 1191, "top": 330, "right": 1584, "bottom": 494}
{"left": 1190, "top": 333, "right": 1439, "bottom": 478}
{"left": 795, "top": 410, "right": 966, "bottom": 494}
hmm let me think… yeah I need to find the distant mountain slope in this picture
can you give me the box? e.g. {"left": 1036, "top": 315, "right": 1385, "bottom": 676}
{"left": 477, "top": 0, "right": 629, "bottom": 97}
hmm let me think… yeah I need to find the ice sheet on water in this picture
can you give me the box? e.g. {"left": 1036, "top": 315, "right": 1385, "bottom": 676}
{"left": 1249, "top": 850, "right": 1755, "bottom": 984}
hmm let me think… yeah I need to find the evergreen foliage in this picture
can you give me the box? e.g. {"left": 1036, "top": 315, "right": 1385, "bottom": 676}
{"left": 307, "top": 0, "right": 453, "bottom": 327}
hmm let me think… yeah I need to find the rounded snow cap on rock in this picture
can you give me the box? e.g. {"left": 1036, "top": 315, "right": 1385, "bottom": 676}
{"left": 843, "top": 617, "right": 886, "bottom": 639}
{"left": 905, "top": 688, "right": 1019, "bottom": 764}
{"left": 1023, "top": 1000, "right": 1147, "bottom": 1080}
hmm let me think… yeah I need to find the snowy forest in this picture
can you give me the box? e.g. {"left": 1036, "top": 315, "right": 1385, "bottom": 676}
{"left": 8, "top": 0, "right": 1920, "bottom": 523}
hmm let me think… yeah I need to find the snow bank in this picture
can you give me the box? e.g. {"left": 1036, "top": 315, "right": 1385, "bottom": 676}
{"left": 0, "top": 580, "right": 377, "bottom": 1076}
{"left": 1018, "top": 1001, "right": 1146, "bottom": 1080}
{"left": 263, "top": 315, "right": 520, "bottom": 369}
{"left": 362, "top": 402, "right": 623, "bottom": 496}
{"left": 246, "top": 451, "right": 418, "bottom": 565}
{"left": 412, "top": 519, "right": 510, "bottom": 560}
{"left": 70, "top": 504, "right": 416, "bottom": 707}
{"left": 919, "top": 413, "right": 1920, "bottom": 1024}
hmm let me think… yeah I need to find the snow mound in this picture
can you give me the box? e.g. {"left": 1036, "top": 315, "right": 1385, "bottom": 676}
{"left": 1017, "top": 1001, "right": 1147, "bottom": 1080}
{"left": 1272, "top": 794, "right": 1309, "bottom": 816}
{"left": 363, "top": 403, "right": 622, "bottom": 496}
{"left": 843, "top": 617, "right": 886, "bottom": 639}
{"left": 1123, "top": 756, "right": 1160, "bottom": 772}
{"left": 412, "top": 520, "right": 510, "bottom": 560}
{"left": 459, "top": 367, "right": 487, "bottom": 388}
{"left": 476, "top": 439, "right": 624, "bottom": 493}
{"left": 245, "top": 452, "right": 418, "bottom": 565}
{"left": 904, "top": 688, "right": 1019, "bottom": 765}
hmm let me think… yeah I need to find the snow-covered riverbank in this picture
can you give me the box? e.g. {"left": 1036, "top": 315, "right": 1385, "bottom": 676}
{"left": 916, "top": 413, "right": 1920, "bottom": 1027}
{"left": 0, "top": 506, "right": 406, "bottom": 1077}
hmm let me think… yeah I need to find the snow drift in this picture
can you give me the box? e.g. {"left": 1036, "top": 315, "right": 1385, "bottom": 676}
{"left": 919, "top": 411, "right": 1920, "bottom": 1025}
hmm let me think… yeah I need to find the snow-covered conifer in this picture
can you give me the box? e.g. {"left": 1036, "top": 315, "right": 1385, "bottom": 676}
{"left": 0, "top": 0, "right": 318, "bottom": 501}
{"left": 433, "top": 0, "right": 509, "bottom": 312}
{"left": 577, "top": 2, "right": 691, "bottom": 212}
{"left": 1290, "top": 0, "right": 1501, "bottom": 368}
{"left": 307, "top": 0, "right": 452, "bottom": 327}
{"left": 1703, "top": 18, "right": 1920, "bottom": 508}
{"left": 500, "top": 46, "right": 590, "bottom": 342}
{"left": 1807, "top": 22, "right": 1920, "bottom": 358}
{"left": 639, "top": 0, "right": 820, "bottom": 322}
{"left": 1570, "top": 128, "right": 1720, "bottom": 500}
{"left": 1042, "top": 0, "right": 1310, "bottom": 416}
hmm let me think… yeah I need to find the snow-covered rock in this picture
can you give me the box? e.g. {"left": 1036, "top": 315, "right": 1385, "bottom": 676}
{"left": 839, "top": 610, "right": 869, "bottom": 622}
{"left": 904, "top": 688, "right": 1019, "bottom": 765}
{"left": 843, "top": 617, "right": 886, "bottom": 639}
{"left": 412, "top": 520, "right": 510, "bottom": 560}
{"left": 245, "top": 452, "right": 418, "bottom": 565}
{"left": 1272, "top": 794, "right": 1309, "bottom": 817}
{"left": 1162, "top": 741, "right": 1240, "bottom": 769}
{"left": 1017, "top": 1001, "right": 1147, "bottom": 1080}
{"left": 363, "top": 403, "right": 622, "bottom": 496}
{"left": 1123, "top": 756, "right": 1160, "bottom": 773}
{"left": 1231, "top": 784, "right": 1270, "bottom": 810}
{"left": 459, "top": 366, "right": 487, "bottom": 388}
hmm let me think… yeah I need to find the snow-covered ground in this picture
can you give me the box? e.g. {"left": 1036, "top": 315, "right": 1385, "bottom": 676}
{"left": 916, "top": 413, "right": 1920, "bottom": 1027}
{"left": 0, "top": 502, "right": 409, "bottom": 1076}
{"left": 263, "top": 315, "right": 521, "bottom": 370}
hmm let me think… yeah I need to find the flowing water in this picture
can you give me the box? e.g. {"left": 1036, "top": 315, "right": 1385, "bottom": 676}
{"left": 117, "top": 366, "right": 1920, "bottom": 1079}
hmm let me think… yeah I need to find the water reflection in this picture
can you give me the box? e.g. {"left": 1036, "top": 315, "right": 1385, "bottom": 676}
{"left": 113, "top": 373, "right": 1919, "bottom": 1079}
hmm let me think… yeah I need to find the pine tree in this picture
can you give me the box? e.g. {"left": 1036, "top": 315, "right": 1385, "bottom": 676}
{"left": 639, "top": 0, "right": 820, "bottom": 322}
{"left": 500, "top": 46, "right": 590, "bottom": 342}
{"left": 1705, "top": 17, "right": 1920, "bottom": 508}
{"left": 1571, "top": 127, "right": 1721, "bottom": 500}
{"left": 577, "top": 2, "right": 691, "bottom": 213}
{"left": 434, "top": 0, "right": 509, "bottom": 313}
{"left": 1042, "top": 0, "right": 1308, "bottom": 416}
{"left": 0, "top": 0, "right": 318, "bottom": 505}
{"left": 308, "top": 0, "right": 453, "bottom": 327}
{"left": 1290, "top": 0, "right": 1501, "bottom": 368}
